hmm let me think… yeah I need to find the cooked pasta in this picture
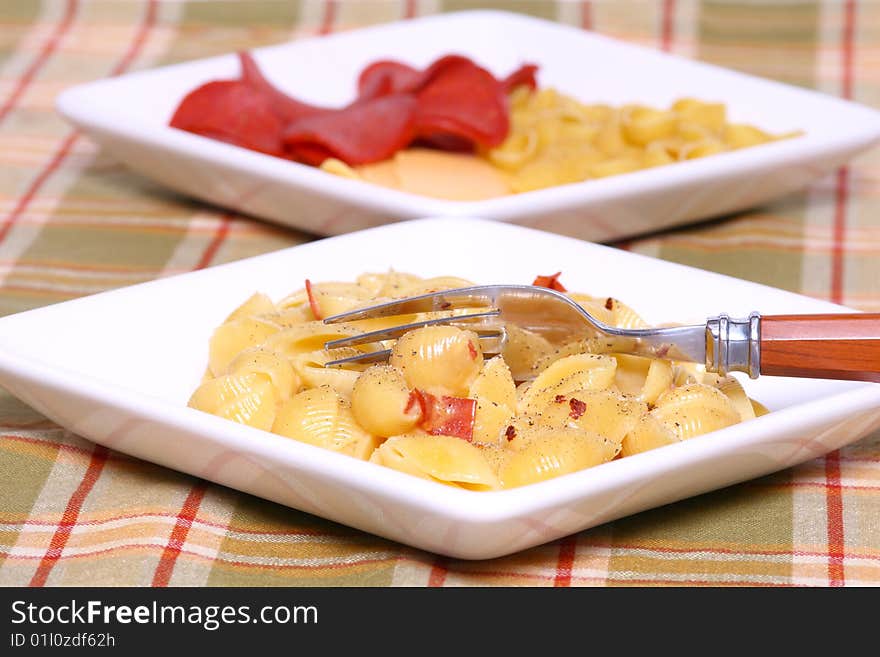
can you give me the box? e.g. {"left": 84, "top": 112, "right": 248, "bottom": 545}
{"left": 188, "top": 271, "right": 765, "bottom": 490}
{"left": 485, "top": 89, "right": 797, "bottom": 193}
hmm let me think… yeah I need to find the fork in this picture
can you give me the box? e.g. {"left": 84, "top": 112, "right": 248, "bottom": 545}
{"left": 321, "top": 285, "right": 880, "bottom": 382}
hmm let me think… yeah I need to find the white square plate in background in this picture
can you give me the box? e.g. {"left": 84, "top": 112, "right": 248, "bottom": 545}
{"left": 56, "top": 11, "right": 880, "bottom": 243}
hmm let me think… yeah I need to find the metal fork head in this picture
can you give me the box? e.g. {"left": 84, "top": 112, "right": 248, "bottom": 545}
{"left": 323, "top": 309, "right": 501, "bottom": 349}
{"left": 323, "top": 285, "right": 602, "bottom": 336}
{"left": 322, "top": 309, "right": 507, "bottom": 367}
{"left": 321, "top": 284, "right": 708, "bottom": 367}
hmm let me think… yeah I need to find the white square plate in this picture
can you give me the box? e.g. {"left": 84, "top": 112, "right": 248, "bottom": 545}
{"left": 56, "top": 11, "right": 880, "bottom": 243}
{"left": 0, "top": 217, "right": 878, "bottom": 559}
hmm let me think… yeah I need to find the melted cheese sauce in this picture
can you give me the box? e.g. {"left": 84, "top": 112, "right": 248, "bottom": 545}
{"left": 322, "top": 148, "right": 511, "bottom": 200}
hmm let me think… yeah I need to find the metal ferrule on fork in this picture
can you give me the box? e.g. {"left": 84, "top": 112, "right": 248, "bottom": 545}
{"left": 705, "top": 312, "right": 761, "bottom": 379}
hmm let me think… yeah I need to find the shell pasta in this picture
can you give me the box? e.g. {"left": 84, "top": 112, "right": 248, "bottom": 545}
{"left": 188, "top": 272, "right": 766, "bottom": 490}
{"left": 487, "top": 90, "right": 798, "bottom": 193}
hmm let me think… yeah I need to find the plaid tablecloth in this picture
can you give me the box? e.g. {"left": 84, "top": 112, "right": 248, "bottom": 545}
{"left": 0, "top": 0, "right": 878, "bottom": 587}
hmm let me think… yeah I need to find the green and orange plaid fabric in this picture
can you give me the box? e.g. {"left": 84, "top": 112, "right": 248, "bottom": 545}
{"left": 1, "top": 0, "right": 878, "bottom": 587}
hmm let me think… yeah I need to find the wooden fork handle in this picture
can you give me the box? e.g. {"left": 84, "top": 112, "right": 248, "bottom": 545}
{"left": 759, "top": 314, "right": 880, "bottom": 382}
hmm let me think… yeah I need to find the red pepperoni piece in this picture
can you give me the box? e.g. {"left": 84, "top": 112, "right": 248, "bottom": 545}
{"left": 169, "top": 80, "right": 287, "bottom": 156}
{"left": 282, "top": 93, "right": 418, "bottom": 165}
{"left": 358, "top": 55, "right": 517, "bottom": 152}
{"left": 415, "top": 54, "right": 479, "bottom": 85}
{"left": 357, "top": 60, "right": 421, "bottom": 100}
{"left": 412, "top": 55, "right": 509, "bottom": 147}
{"left": 358, "top": 55, "right": 515, "bottom": 148}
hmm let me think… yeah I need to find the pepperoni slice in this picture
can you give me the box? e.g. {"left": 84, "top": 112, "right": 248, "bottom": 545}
{"left": 412, "top": 56, "right": 509, "bottom": 147}
{"left": 170, "top": 52, "right": 539, "bottom": 166}
{"left": 169, "top": 80, "right": 287, "bottom": 156}
{"left": 283, "top": 93, "right": 418, "bottom": 165}
{"left": 359, "top": 55, "right": 516, "bottom": 151}
{"left": 357, "top": 60, "right": 422, "bottom": 100}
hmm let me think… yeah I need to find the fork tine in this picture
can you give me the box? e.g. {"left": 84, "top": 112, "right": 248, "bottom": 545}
{"left": 323, "top": 309, "right": 501, "bottom": 350}
{"left": 324, "top": 349, "right": 392, "bottom": 367}
{"left": 324, "top": 328, "right": 507, "bottom": 368}
{"left": 475, "top": 328, "right": 507, "bottom": 356}
{"left": 322, "top": 286, "right": 499, "bottom": 324}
